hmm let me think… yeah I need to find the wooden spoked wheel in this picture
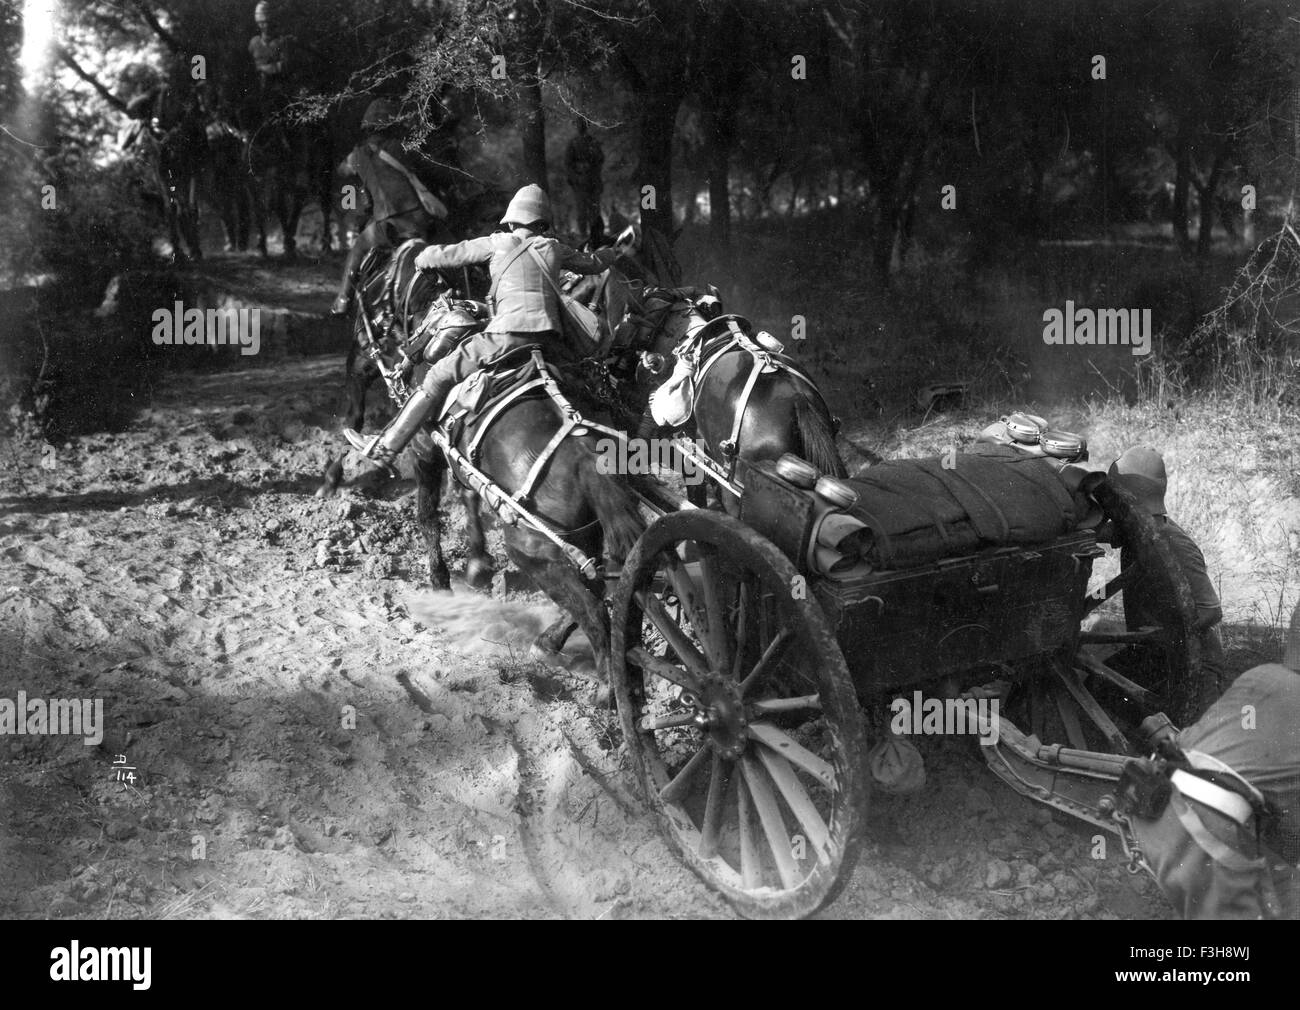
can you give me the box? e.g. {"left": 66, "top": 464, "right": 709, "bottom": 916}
{"left": 610, "top": 510, "right": 866, "bottom": 919}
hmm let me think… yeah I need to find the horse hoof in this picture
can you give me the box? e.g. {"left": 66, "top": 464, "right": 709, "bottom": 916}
{"left": 465, "top": 558, "right": 495, "bottom": 592}
{"left": 314, "top": 482, "right": 336, "bottom": 500}
{"left": 529, "top": 638, "right": 563, "bottom": 666}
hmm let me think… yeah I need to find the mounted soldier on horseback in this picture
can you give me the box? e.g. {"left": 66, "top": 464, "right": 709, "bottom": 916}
{"left": 330, "top": 98, "right": 449, "bottom": 316}
{"left": 343, "top": 184, "right": 618, "bottom": 463}
{"left": 120, "top": 66, "right": 208, "bottom": 262}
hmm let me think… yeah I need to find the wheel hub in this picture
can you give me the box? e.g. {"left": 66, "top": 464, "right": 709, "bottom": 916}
{"left": 695, "top": 676, "right": 748, "bottom": 759}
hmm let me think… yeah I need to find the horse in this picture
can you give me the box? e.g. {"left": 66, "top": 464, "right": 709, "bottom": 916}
{"left": 316, "top": 235, "right": 651, "bottom": 666}
{"left": 123, "top": 86, "right": 209, "bottom": 262}
{"left": 315, "top": 238, "right": 488, "bottom": 502}
{"left": 618, "top": 288, "right": 846, "bottom": 495}
{"left": 314, "top": 228, "right": 684, "bottom": 664}
{"left": 520, "top": 284, "right": 847, "bottom": 656}
{"left": 413, "top": 345, "right": 651, "bottom": 676}
{"left": 314, "top": 225, "right": 658, "bottom": 505}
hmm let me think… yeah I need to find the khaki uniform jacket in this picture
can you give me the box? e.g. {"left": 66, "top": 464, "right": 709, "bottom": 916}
{"left": 340, "top": 139, "right": 423, "bottom": 223}
{"left": 249, "top": 34, "right": 290, "bottom": 78}
{"left": 414, "top": 232, "right": 613, "bottom": 334}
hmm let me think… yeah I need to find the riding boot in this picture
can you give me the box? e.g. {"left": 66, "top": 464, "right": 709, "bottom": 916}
{"left": 343, "top": 374, "right": 458, "bottom": 467}
{"left": 331, "top": 242, "right": 364, "bottom": 316}
{"left": 331, "top": 265, "right": 356, "bottom": 315}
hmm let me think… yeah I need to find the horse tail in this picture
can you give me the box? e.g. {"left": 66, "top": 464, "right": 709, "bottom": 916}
{"left": 793, "top": 394, "right": 847, "bottom": 477}
{"left": 578, "top": 447, "right": 646, "bottom": 564}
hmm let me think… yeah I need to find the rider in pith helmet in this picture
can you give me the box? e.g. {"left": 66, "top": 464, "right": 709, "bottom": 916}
{"left": 1107, "top": 446, "right": 1228, "bottom": 697}
{"left": 330, "top": 98, "right": 446, "bottom": 316}
{"left": 343, "top": 183, "right": 620, "bottom": 464}
{"left": 500, "top": 183, "right": 551, "bottom": 228}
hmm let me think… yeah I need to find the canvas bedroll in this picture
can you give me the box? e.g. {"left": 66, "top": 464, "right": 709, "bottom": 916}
{"left": 843, "top": 443, "right": 1092, "bottom": 568}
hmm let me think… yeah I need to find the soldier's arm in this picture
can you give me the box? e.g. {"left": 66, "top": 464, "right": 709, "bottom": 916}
{"left": 416, "top": 235, "right": 497, "bottom": 270}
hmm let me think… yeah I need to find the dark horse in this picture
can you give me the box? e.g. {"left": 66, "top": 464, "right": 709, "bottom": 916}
{"left": 526, "top": 286, "right": 847, "bottom": 656}
{"left": 416, "top": 349, "right": 650, "bottom": 673}
{"left": 630, "top": 290, "right": 846, "bottom": 494}
{"left": 123, "top": 85, "right": 208, "bottom": 262}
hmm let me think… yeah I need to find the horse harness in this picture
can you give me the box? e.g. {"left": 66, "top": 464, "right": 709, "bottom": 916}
{"left": 430, "top": 348, "right": 629, "bottom": 580}
{"left": 686, "top": 316, "right": 836, "bottom": 481}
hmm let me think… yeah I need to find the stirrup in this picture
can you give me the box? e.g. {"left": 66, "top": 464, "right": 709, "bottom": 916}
{"left": 342, "top": 428, "right": 375, "bottom": 454}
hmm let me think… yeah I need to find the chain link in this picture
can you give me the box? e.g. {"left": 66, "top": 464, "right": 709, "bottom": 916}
{"left": 1113, "top": 811, "right": 1152, "bottom": 876}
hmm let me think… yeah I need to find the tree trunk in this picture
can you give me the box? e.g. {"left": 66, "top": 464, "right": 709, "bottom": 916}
{"left": 680, "top": 165, "right": 698, "bottom": 225}
{"left": 1195, "top": 155, "right": 1223, "bottom": 257}
{"left": 871, "top": 179, "right": 899, "bottom": 286}
{"left": 638, "top": 92, "right": 681, "bottom": 236}
{"left": 518, "top": 78, "right": 547, "bottom": 192}
{"left": 1171, "top": 135, "right": 1191, "bottom": 248}
{"left": 704, "top": 105, "right": 733, "bottom": 246}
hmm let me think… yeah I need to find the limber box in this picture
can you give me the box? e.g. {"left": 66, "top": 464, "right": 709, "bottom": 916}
{"left": 815, "top": 532, "right": 1099, "bottom": 694}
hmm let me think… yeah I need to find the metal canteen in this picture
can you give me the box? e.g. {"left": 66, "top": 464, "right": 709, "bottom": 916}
{"left": 1004, "top": 411, "right": 1048, "bottom": 444}
{"left": 775, "top": 453, "right": 819, "bottom": 488}
{"left": 1040, "top": 429, "right": 1087, "bottom": 460}
{"left": 815, "top": 475, "right": 860, "bottom": 510}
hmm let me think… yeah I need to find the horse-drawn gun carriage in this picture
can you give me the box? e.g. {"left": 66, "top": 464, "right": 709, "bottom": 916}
{"left": 330, "top": 231, "right": 1212, "bottom": 920}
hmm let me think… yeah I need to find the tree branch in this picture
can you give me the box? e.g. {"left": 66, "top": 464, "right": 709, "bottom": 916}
{"left": 57, "top": 47, "right": 129, "bottom": 113}
{"left": 132, "top": 1, "right": 186, "bottom": 54}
